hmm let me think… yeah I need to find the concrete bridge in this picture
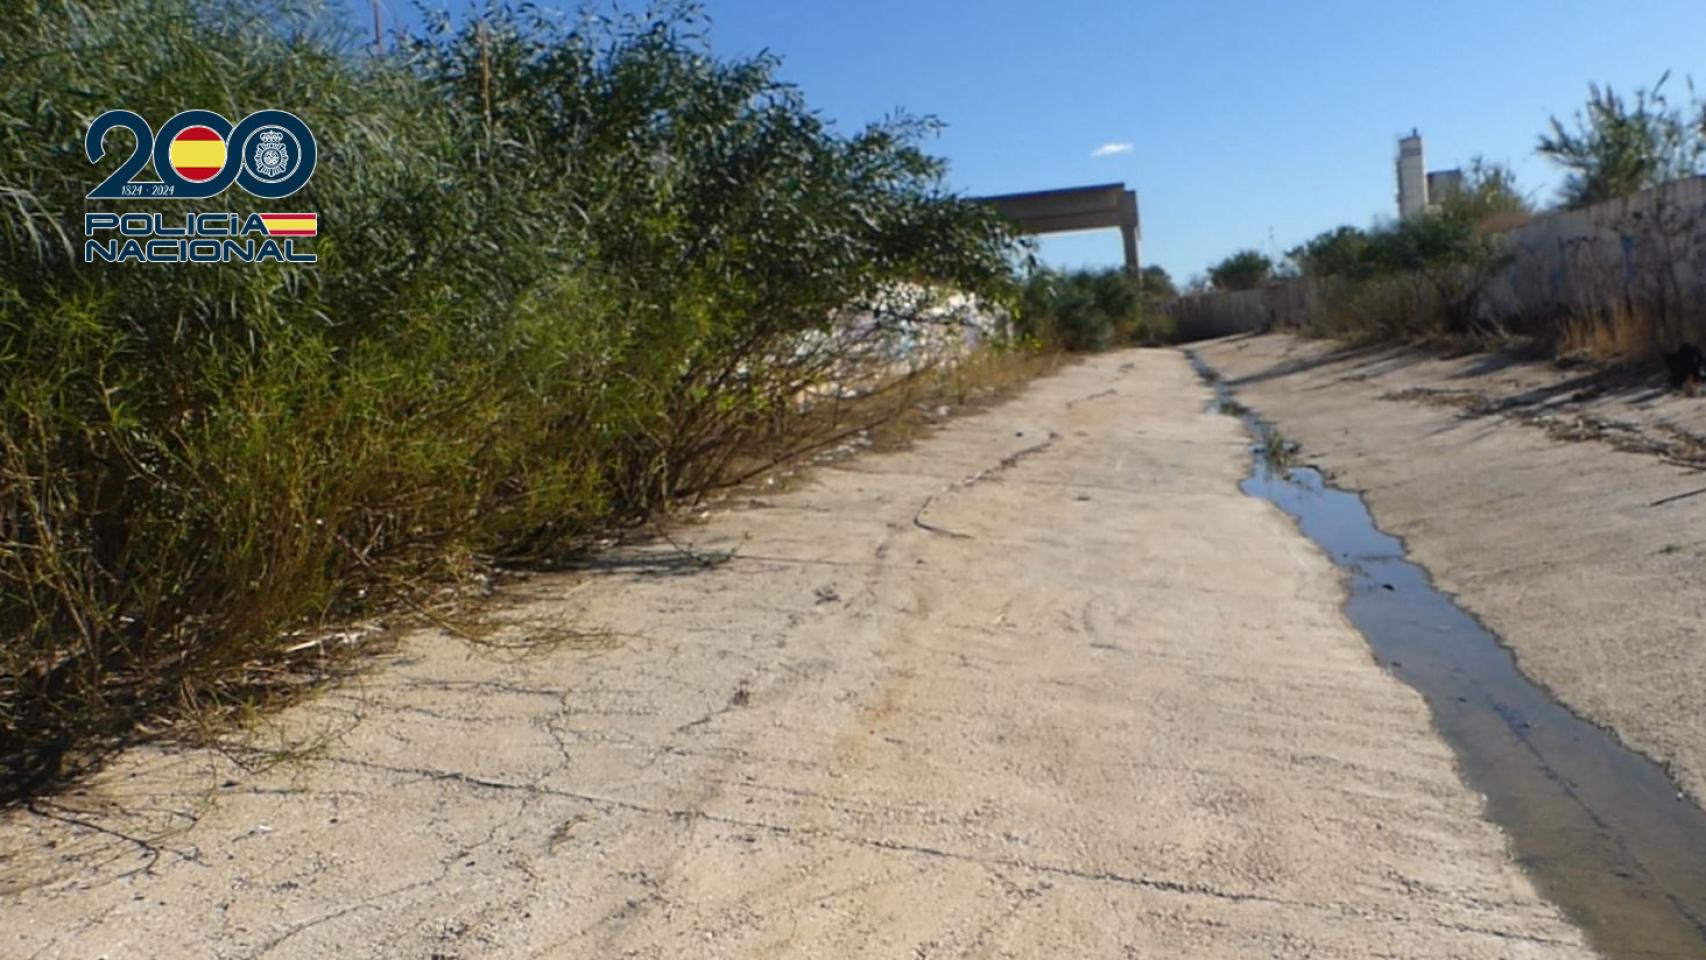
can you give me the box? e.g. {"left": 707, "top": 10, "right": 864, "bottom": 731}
{"left": 976, "top": 181, "right": 1140, "bottom": 274}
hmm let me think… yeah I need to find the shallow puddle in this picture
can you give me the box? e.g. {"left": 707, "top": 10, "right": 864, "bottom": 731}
{"left": 1191, "top": 352, "right": 1706, "bottom": 959}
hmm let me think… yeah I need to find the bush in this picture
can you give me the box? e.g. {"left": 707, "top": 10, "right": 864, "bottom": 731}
{"left": 1207, "top": 249, "right": 1272, "bottom": 291}
{"left": 1015, "top": 267, "right": 1168, "bottom": 351}
{"left": 0, "top": 0, "right": 1020, "bottom": 788}
{"left": 1288, "top": 209, "right": 1510, "bottom": 341}
{"left": 1538, "top": 74, "right": 1705, "bottom": 208}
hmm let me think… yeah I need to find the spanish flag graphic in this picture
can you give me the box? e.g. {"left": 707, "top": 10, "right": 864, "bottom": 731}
{"left": 258, "top": 213, "right": 318, "bottom": 237}
{"left": 167, "top": 125, "right": 226, "bottom": 182}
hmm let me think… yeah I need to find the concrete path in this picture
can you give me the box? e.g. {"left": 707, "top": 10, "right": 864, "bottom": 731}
{"left": 1, "top": 350, "right": 1590, "bottom": 958}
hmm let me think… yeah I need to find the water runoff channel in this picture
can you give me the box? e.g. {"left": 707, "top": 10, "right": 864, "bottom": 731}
{"left": 1187, "top": 351, "right": 1706, "bottom": 960}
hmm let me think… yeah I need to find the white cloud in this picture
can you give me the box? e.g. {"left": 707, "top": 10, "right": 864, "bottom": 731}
{"left": 1090, "top": 142, "right": 1133, "bottom": 158}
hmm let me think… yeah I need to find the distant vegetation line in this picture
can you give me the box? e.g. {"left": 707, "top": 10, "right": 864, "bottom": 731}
{"left": 1192, "top": 74, "right": 1706, "bottom": 355}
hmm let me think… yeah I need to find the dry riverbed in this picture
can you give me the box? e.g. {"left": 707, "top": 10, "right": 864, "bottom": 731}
{"left": 1198, "top": 333, "right": 1706, "bottom": 807}
{"left": 1, "top": 350, "right": 1589, "bottom": 958}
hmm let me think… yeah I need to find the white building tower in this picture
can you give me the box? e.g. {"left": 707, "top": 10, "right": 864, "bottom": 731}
{"left": 1396, "top": 129, "right": 1427, "bottom": 218}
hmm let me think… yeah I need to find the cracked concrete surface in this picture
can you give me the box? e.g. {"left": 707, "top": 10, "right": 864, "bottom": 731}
{"left": 0, "top": 350, "right": 1591, "bottom": 958}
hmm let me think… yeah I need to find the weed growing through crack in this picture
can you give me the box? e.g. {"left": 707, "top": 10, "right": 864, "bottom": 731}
{"left": 1260, "top": 430, "right": 1300, "bottom": 472}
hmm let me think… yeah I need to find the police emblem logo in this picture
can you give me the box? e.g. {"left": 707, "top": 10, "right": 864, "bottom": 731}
{"left": 245, "top": 124, "right": 298, "bottom": 183}
{"left": 253, "top": 129, "right": 290, "bottom": 179}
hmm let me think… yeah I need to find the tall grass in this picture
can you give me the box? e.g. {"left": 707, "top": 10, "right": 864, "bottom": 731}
{"left": 0, "top": 0, "right": 1021, "bottom": 791}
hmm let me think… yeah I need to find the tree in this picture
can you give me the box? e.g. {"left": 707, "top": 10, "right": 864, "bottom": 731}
{"left": 1016, "top": 267, "right": 1143, "bottom": 351}
{"left": 1286, "top": 213, "right": 1508, "bottom": 335}
{"left": 1441, "top": 157, "right": 1531, "bottom": 227}
{"left": 1288, "top": 225, "right": 1371, "bottom": 280}
{"left": 1139, "top": 264, "right": 1176, "bottom": 300}
{"left": 1207, "top": 249, "right": 1273, "bottom": 291}
{"left": 1538, "top": 74, "right": 1705, "bottom": 208}
{"left": 1366, "top": 211, "right": 1509, "bottom": 333}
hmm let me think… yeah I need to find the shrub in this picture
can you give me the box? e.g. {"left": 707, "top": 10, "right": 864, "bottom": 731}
{"left": 1015, "top": 267, "right": 1165, "bottom": 351}
{"left": 0, "top": 0, "right": 1020, "bottom": 789}
{"left": 1286, "top": 209, "right": 1510, "bottom": 341}
{"left": 1139, "top": 264, "right": 1177, "bottom": 300}
{"left": 1207, "top": 249, "right": 1273, "bottom": 291}
{"left": 1538, "top": 73, "right": 1705, "bottom": 208}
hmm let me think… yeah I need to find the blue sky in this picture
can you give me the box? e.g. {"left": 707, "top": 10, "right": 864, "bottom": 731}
{"left": 371, "top": 0, "right": 1705, "bottom": 283}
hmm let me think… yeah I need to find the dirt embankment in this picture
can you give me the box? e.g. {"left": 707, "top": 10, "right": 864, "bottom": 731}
{"left": 1, "top": 350, "right": 1588, "bottom": 958}
{"left": 1199, "top": 333, "right": 1706, "bottom": 805}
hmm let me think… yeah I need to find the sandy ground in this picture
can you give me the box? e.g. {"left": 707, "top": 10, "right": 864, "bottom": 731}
{"left": 1198, "top": 333, "right": 1706, "bottom": 807}
{"left": 0, "top": 350, "right": 1590, "bottom": 959}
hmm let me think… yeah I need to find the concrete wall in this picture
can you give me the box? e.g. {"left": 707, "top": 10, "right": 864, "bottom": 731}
{"left": 1168, "top": 281, "right": 1312, "bottom": 342}
{"left": 1483, "top": 175, "right": 1706, "bottom": 339}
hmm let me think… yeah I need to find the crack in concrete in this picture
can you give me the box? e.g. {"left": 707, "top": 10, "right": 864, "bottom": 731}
{"left": 913, "top": 433, "right": 1061, "bottom": 539}
{"left": 315, "top": 756, "right": 1573, "bottom": 947}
